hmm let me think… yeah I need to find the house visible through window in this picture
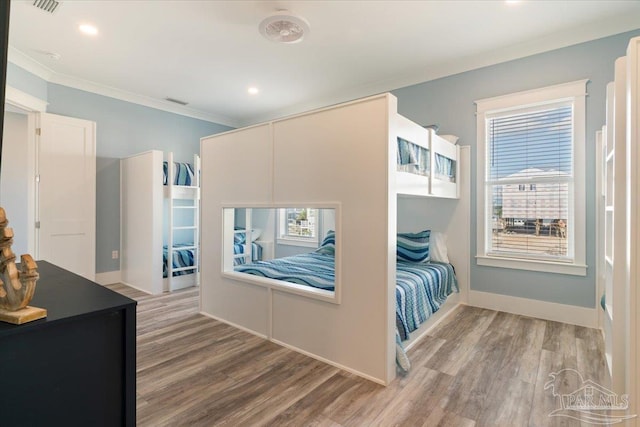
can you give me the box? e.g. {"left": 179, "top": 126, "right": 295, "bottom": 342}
{"left": 278, "top": 208, "right": 319, "bottom": 245}
{"left": 476, "top": 80, "right": 587, "bottom": 276}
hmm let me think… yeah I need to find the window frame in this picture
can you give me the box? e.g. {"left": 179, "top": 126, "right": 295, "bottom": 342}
{"left": 475, "top": 80, "right": 588, "bottom": 276}
{"left": 276, "top": 207, "right": 321, "bottom": 248}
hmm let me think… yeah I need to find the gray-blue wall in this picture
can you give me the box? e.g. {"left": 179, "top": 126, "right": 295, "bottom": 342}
{"left": 392, "top": 29, "right": 640, "bottom": 308}
{"left": 6, "top": 62, "right": 47, "bottom": 100}
{"left": 5, "top": 66, "right": 231, "bottom": 273}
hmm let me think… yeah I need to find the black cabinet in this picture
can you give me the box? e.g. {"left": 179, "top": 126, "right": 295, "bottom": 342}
{"left": 0, "top": 261, "right": 136, "bottom": 426}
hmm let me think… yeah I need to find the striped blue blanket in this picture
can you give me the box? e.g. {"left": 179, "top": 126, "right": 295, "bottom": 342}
{"left": 235, "top": 254, "right": 457, "bottom": 371}
{"left": 163, "top": 161, "right": 195, "bottom": 186}
{"left": 163, "top": 244, "right": 196, "bottom": 278}
{"left": 435, "top": 153, "right": 456, "bottom": 182}
{"left": 395, "top": 261, "right": 457, "bottom": 341}
{"left": 233, "top": 242, "right": 263, "bottom": 266}
{"left": 397, "top": 137, "right": 430, "bottom": 176}
{"left": 234, "top": 252, "right": 334, "bottom": 290}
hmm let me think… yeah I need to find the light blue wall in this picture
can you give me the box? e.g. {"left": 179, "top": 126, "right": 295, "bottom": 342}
{"left": 392, "top": 29, "right": 640, "bottom": 308}
{"left": 4, "top": 65, "right": 231, "bottom": 274}
{"left": 45, "top": 84, "right": 232, "bottom": 273}
{"left": 6, "top": 62, "right": 47, "bottom": 101}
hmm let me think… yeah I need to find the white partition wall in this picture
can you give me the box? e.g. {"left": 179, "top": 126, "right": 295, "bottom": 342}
{"left": 200, "top": 95, "right": 398, "bottom": 384}
{"left": 121, "top": 150, "right": 164, "bottom": 294}
{"left": 625, "top": 36, "right": 640, "bottom": 427}
{"left": 200, "top": 123, "right": 273, "bottom": 336}
{"left": 271, "top": 97, "right": 397, "bottom": 384}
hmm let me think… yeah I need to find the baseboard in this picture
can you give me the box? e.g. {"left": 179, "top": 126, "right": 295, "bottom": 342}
{"left": 95, "top": 270, "right": 122, "bottom": 286}
{"left": 468, "top": 290, "right": 598, "bottom": 328}
{"left": 120, "top": 281, "right": 153, "bottom": 295}
{"left": 270, "top": 338, "right": 387, "bottom": 386}
{"left": 199, "top": 311, "right": 268, "bottom": 340}
{"left": 199, "top": 310, "right": 386, "bottom": 385}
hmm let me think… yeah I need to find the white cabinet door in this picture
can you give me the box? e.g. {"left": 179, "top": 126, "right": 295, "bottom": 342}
{"left": 36, "top": 112, "right": 96, "bottom": 281}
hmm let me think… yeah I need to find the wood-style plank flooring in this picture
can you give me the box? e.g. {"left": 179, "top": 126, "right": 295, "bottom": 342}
{"left": 106, "top": 283, "right": 609, "bottom": 427}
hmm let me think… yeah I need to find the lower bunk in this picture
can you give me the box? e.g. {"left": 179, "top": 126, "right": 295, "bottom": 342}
{"left": 234, "top": 248, "right": 458, "bottom": 372}
{"left": 163, "top": 244, "right": 198, "bottom": 290}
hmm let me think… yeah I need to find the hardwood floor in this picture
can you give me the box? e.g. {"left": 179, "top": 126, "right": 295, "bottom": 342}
{"left": 106, "top": 283, "right": 609, "bottom": 426}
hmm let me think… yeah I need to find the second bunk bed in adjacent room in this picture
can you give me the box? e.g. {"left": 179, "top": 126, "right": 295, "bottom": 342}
{"left": 121, "top": 150, "right": 200, "bottom": 294}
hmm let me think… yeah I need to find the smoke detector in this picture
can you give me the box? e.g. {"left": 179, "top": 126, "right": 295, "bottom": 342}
{"left": 259, "top": 11, "right": 310, "bottom": 44}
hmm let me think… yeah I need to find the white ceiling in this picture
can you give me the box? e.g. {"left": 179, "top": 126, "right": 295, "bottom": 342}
{"left": 8, "top": 0, "right": 640, "bottom": 127}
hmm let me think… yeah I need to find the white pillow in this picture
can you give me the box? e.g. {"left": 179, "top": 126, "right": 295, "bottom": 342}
{"left": 440, "top": 135, "right": 459, "bottom": 145}
{"left": 429, "top": 231, "right": 449, "bottom": 263}
{"left": 250, "top": 228, "right": 262, "bottom": 241}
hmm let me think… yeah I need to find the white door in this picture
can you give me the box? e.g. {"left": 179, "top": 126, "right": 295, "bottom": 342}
{"left": 36, "top": 112, "right": 96, "bottom": 281}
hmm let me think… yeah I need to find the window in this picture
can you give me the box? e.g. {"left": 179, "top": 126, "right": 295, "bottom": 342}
{"left": 222, "top": 206, "right": 340, "bottom": 304}
{"left": 475, "top": 80, "right": 587, "bottom": 275}
{"left": 277, "top": 208, "right": 320, "bottom": 246}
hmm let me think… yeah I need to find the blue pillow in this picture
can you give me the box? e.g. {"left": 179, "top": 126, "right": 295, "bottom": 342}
{"left": 315, "top": 230, "right": 335, "bottom": 256}
{"left": 397, "top": 230, "right": 431, "bottom": 263}
{"left": 234, "top": 227, "right": 246, "bottom": 244}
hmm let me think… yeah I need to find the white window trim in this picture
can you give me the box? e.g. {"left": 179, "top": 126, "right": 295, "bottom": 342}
{"left": 475, "top": 79, "right": 588, "bottom": 276}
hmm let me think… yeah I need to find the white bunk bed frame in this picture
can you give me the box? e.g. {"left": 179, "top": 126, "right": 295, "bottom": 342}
{"left": 165, "top": 152, "right": 201, "bottom": 291}
{"left": 598, "top": 36, "right": 640, "bottom": 424}
{"left": 200, "top": 93, "right": 469, "bottom": 385}
{"left": 121, "top": 150, "right": 200, "bottom": 295}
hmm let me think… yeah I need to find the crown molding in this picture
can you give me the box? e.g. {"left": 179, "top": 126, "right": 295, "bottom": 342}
{"left": 7, "top": 46, "right": 55, "bottom": 81}
{"left": 5, "top": 85, "right": 48, "bottom": 112}
{"left": 7, "top": 46, "right": 240, "bottom": 128}
{"left": 244, "top": 17, "right": 640, "bottom": 126}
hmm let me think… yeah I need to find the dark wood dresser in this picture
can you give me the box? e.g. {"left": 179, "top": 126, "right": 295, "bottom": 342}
{"left": 0, "top": 261, "right": 136, "bottom": 426}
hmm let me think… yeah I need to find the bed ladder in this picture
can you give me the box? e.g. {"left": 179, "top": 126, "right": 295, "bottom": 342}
{"left": 167, "top": 152, "right": 200, "bottom": 291}
{"left": 231, "top": 209, "right": 253, "bottom": 265}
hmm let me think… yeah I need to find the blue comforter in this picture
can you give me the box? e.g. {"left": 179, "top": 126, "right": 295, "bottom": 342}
{"left": 235, "top": 252, "right": 334, "bottom": 290}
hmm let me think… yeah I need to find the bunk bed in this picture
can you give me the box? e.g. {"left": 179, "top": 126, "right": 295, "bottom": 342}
{"left": 200, "top": 93, "right": 469, "bottom": 385}
{"left": 597, "top": 36, "right": 640, "bottom": 417}
{"left": 232, "top": 227, "right": 264, "bottom": 266}
{"left": 234, "top": 231, "right": 459, "bottom": 371}
{"left": 121, "top": 150, "right": 200, "bottom": 295}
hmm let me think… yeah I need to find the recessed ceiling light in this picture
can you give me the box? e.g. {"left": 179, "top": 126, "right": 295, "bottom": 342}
{"left": 79, "top": 24, "right": 98, "bottom": 36}
{"left": 505, "top": 0, "right": 521, "bottom": 4}
{"left": 248, "top": 87, "right": 259, "bottom": 95}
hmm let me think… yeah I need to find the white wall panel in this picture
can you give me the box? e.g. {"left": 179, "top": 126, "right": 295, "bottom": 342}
{"left": 121, "top": 150, "right": 163, "bottom": 294}
{"left": 270, "top": 95, "right": 396, "bottom": 383}
{"left": 199, "top": 124, "right": 272, "bottom": 335}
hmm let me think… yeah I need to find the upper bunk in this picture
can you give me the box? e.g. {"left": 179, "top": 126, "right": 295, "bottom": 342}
{"left": 395, "top": 114, "right": 459, "bottom": 199}
{"left": 163, "top": 151, "right": 201, "bottom": 199}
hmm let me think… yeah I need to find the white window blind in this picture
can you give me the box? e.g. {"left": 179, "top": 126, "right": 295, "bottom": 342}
{"left": 486, "top": 103, "right": 573, "bottom": 260}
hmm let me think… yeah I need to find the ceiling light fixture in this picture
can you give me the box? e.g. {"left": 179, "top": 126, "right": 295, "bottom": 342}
{"left": 259, "top": 11, "right": 310, "bottom": 44}
{"left": 248, "top": 87, "right": 259, "bottom": 95}
{"left": 79, "top": 24, "right": 98, "bottom": 36}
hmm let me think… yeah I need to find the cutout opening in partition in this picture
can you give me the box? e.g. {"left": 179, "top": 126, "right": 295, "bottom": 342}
{"left": 222, "top": 206, "right": 340, "bottom": 304}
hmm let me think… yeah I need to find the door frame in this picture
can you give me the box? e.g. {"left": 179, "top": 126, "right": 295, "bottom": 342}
{"left": 4, "top": 85, "right": 47, "bottom": 255}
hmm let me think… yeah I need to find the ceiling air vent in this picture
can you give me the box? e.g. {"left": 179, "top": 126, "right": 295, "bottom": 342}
{"left": 165, "top": 97, "right": 189, "bottom": 106}
{"left": 32, "top": 0, "right": 61, "bottom": 14}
